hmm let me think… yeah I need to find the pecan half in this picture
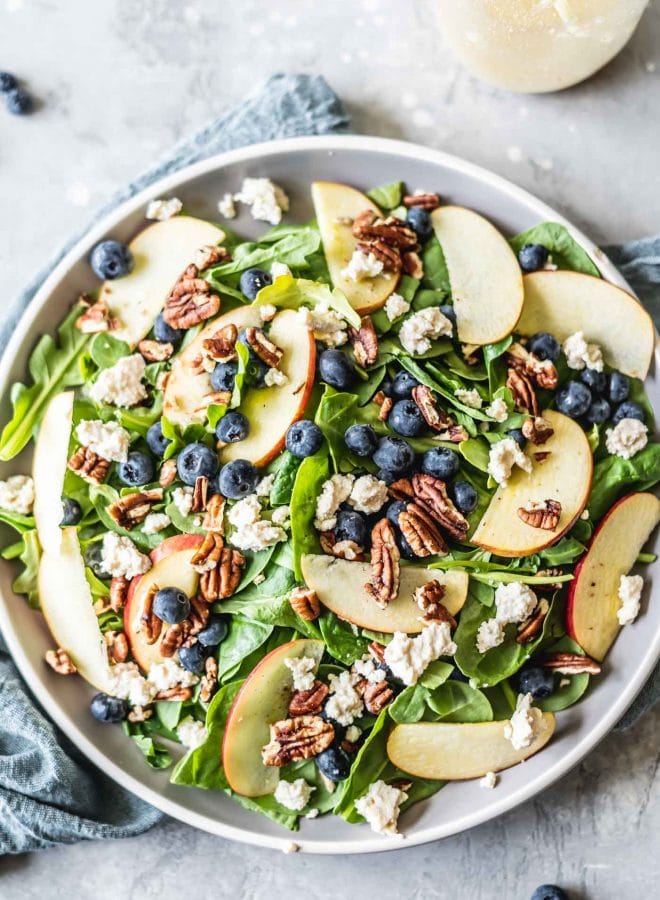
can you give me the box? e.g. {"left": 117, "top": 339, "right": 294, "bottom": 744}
{"left": 403, "top": 192, "right": 441, "bottom": 210}
{"left": 363, "top": 680, "right": 394, "bottom": 715}
{"left": 201, "top": 323, "right": 238, "bottom": 364}
{"left": 506, "top": 342, "right": 558, "bottom": 390}
{"left": 108, "top": 488, "right": 163, "bottom": 529}
{"left": 377, "top": 395, "right": 393, "bottom": 421}
{"left": 187, "top": 593, "right": 211, "bottom": 636}
{"left": 541, "top": 652, "right": 601, "bottom": 676}
{"left": 412, "top": 474, "right": 469, "bottom": 542}
{"left": 506, "top": 367, "right": 539, "bottom": 417}
{"left": 353, "top": 212, "right": 417, "bottom": 249}
{"left": 199, "top": 655, "right": 219, "bottom": 704}
{"left": 105, "top": 630, "right": 129, "bottom": 664}
{"left": 191, "top": 531, "right": 224, "bottom": 573}
{"left": 138, "top": 339, "right": 174, "bottom": 362}
{"left": 398, "top": 502, "right": 448, "bottom": 558}
{"left": 402, "top": 250, "right": 423, "bottom": 279}
{"left": 357, "top": 239, "right": 402, "bottom": 272}
{"left": 159, "top": 458, "right": 178, "bottom": 487}
{"left": 411, "top": 385, "right": 451, "bottom": 431}
{"left": 518, "top": 499, "right": 562, "bottom": 531}
{"left": 415, "top": 581, "right": 456, "bottom": 627}
{"left": 200, "top": 546, "right": 246, "bottom": 601}
{"left": 288, "top": 680, "right": 329, "bottom": 716}
{"left": 202, "top": 493, "right": 225, "bottom": 533}
{"left": 195, "top": 244, "right": 230, "bottom": 270}
{"left": 319, "top": 532, "right": 364, "bottom": 561}
{"left": 348, "top": 316, "right": 379, "bottom": 367}
{"left": 127, "top": 706, "right": 153, "bottom": 723}
{"left": 522, "top": 416, "right": 554, "bottom": 445}
{"left": 289, "top": 586, "right": 321, "bottom": 621}
{"left": 434, "top": 423, "right": 469, "bottom": 443}
{"left": 388, "top": 478, "right": 415, "bottom": 500}
{"left": 159, "top": 622, "right": 189, "bottom": 658}
{"left": 110, "top": 576, "right": 129, "bottom": 613}
{"left": 365, "top": 518, "right": 400, "bottom": 608}
{"left": 261, "top": 716, "right": 334, "bottom": 767}
{"left": 45, "top": 648, "right": 76, "bottom": 675}
{"left": 191, "top": 476, "right": 209, "bottom": 514}
{"left": 515, "top": 598, "right": 549, "bottom": 644}
{"left": 68, "top": 446, "right": 110, "bottom": 484}
{"left": 140, "top": 583, "right": 162, "bottom": 645}
{"left": 163, "top": 263, "right": 220, "bottom": 329}
{"left": 155, "top": 686, "right": 194, "bottom": 702}
{"left": 75, "top": 297, "right": 118, "bottom": 334}
{"left": 244, "top": 327, "right": 283, "bottom": 368}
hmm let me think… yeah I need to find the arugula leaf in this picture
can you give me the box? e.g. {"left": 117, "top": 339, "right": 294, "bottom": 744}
{"left": 319, "top": 612, "right": 370, "bottom": 665}
{"left": 588, "top": 443, "right": 660, "bottom": 521}
{"left": 366, "top": 182, "right": 404, "bottom": 210}
{"left": 11, "top": 530, "right": 41, "bottom": 607}
{"left": 509, "top": 223, "right": 600, "bottom": 276}
{"left": 253, "top": 274, "right": 361, "bottom": 329}
{"left": 290, "top": 449, "right": 329, "bottom": 579}
{"left": 123, "top": 726, "right": 173, "bottom": 769}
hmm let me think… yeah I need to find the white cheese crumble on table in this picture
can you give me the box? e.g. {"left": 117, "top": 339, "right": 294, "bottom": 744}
{"left": 142, "top": 512, "right": 171, "bottom": 534}
{"left": 75, "top": 419, "right": 130, "bottom": 463}
{"left": 284, "top": 655, "right": 317, "bottom": 692}
{"left": 384, "top": 292, "right": 411, "bottom": 322}
{"left": 0, "top": 474, "right": 34, "bottom": 515}
{"left": 227, "top": 494, "right": 286, "bottom": 552}
{"left": 274, "top": 778, "right": 315, "bottom": 811}
{"left": 398, "top": 307, "right": 453, "bottom": 356}
{"left": 264, "top": 367, "right": 289, "bottom": 387}
{"left": 271, "top": 261, "right": 291, "bottom": 279}
{"left": 480, "top": 771, "right": 498, "bottom": 789}
{"left": 271, "top": 505, "right": 291, "bottom": 527}
{"left": 349, "top": 474, "right": 388, "bottom": 515}
{"left": 89, "top": 353, "right": 148, "bottom": 409}
{"left": 476, "top": 618, "right": 505, "bottom": 654}
{"left": 383, "top": 622, "right": 457, "bottom": 686}
{"left": 177, "top": 716, "right": 207, "bottom": 750}
{"left": 487, "top": 437, "right": 532, "bottom": 488}
{"left": 255, "top": 474, "right": 275, "bottom": 497}
{"left": 354, "top": 780, "right": 408, "bottom": 836}
{"left": 618, "top": 574, "right": 644, "bottom": 625}
{"left": 455, "top": 387, "right": 483, "bottom": 409}
{"left": 562, "top": 331, "right": 604, "bottom": 372}
{"left": 325, "top": 670, "right": 364, "bottom": 726}
{"left": 171, "top": 486, "right": 194, "bottom": 517}
{"left": 299, "top": 303, "right": 348, "bottom": 347}
{"left": 504, "top": 692, "right": 539, "bottom": 750}
{"left": 101, "top": 532, "right": 151, "bottom": 579}
{"left": 258, "top": 303, "right": 278, "bottom": 323}
{"left": 485, "top": 397, "right": 508, "bottom": 422}
{"left": 605, "top": 418, "right": 648, "bottom": 460}
{"left": 233, "top": 177, "right": 289, "bottom": 225}
{"left": 314, "top": 473, "right": 354, "bottom": 531}
{"left": 218, "top": 192, "right": 237, "bottom": 219}
{"left": 145, "top": 197, "right": 182, "bottom": 220}
{"left": 341, "top": 249, "right": 384, "bottom": 282}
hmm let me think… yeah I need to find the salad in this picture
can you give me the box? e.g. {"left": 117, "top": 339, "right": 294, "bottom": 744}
{"left": 0, "top": 175, "right": 658, "bottom": 840}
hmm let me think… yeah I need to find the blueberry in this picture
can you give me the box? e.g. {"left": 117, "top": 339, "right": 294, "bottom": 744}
{"left": 153, "top": 587, "right": 190, "bottom": 624}
{"left": 178, "top": 642, "right": 208, "bottom": 674}
{"left": 377, "top": 468, "right": 403, "bottom": 485}
{"left": 507, "top": 428, "right": 526, "bottom": 449}
{"left": 608, "top": 371, "right": 630, "bottom": 404}
{"left": 554, "top": 380, "right": 591, "bottom": 419}
{"left": 380, "top": 376, "right": 394, "bottom": 398}
{"left": 344, "top": 424, "right": 378, "bottom": 458}
{"left": 60, "top": 497, "right": 82, "bottom": 526}
{"left": 421, "top": 447, "right": 459, "bottom": 481}
{"left": 218, "top": 459, "right": 259, "bottom": 499}
{"left": 580, "top": 368, "right": 607, "bottom": 395}
{"left": 335, "top": 509, "right": 367, "bottom": 546}
{"left": 397, "top": 530, "right": 417, "bottom": 559}
{"left": 90, "top": 693, "right": 128, "bottom": 724}
{"left": 612, "top": 400, "right": 645, "bottom": 425}
{"left": 146, "top": 421, "right": 171, "bottom": 457}
{"left": 84, "top": 544, "right": 110, "bottom": 580}
{"left": 406, "top": 206, "right": 433, "bottom": 242}
{"left": 584, "top": 398, "right": 611, "bottom": 425}
{"left": 153, "top": 312, "right": 183, "bottom": 345}
{"left": 373, "top": 436, "right": 415, "bottom": 474}
{"left": 318, "top": 349, "right": 355, "bottom": 390}
{"left": 211, "top": 360, "right": 238, "bottom": 393}
{"left": 285, "top": 420, "right": 323, "bottom": 458}
{"left": 0, "top": 72, "right": 18, "bottom": 93}
{"left": 530, "top": 885, "right": 568, "bottom": 900}
{"left": 451, "top": 480, "right": 478, "bottom": 513}
{"left": 439, "top": 304, "right": 457, "bottom": 334}
{"left": 518, "top": 667, "right": 555, "bottom": 699}
{"left": 314, "top": 746, "right": 352, "bottom": 782}
{"left": 118, "top": 451, "right": 155, "bottom": 487}
{"left": 389, "top": 398, "right": 425, "bottom": 437}
{"left": 6, "top": 88, "right": 33, "bottom": 115}
{"left": 177, "top": 442, "right": 219, "bottom": 486}
{"left": 197, "top": 615, "right": 228, "bottom": 648}
{"left": 391, "top": 371, "right": 419, "bottom": 400}
{"left": 518, "top": 243, "right": 549, "bottom": 273}
{"left": 385, "top": 500, "right": 408, "bottom": 528}
{"left": 89, "top": 240, "right": 133, "bottom": 280}
{"left": 244, "top": 356, "right": 270, "bottom": 388}
{"left": 216, "top": 411, "right": 249, "bottom": 444}
{"left": 239, "top": 267, "right": 272, "bottom": 300}
{"left": 528, "top": 332, "right": 560, "bottom": 362}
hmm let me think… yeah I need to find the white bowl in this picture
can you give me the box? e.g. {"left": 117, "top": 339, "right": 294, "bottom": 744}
{"left": 0, "top": 135, "right": 657, "bottom": 854}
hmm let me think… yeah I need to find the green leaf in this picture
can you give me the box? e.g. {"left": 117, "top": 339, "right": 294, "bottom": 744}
{"left": 535, "top": 636, "right": 591, "bottom": 712}
{"left": 89, "top": 484, "right": 165, "bottom": 550}
{"left": 509, "top": 222, "right": 600, "bottom": 276}
{"left": 207, "top": 229, "right": 321, "bottom": 280}
{"left": 588, "top": 443, "right": 660, "bottom": 521}
{"left": 334, "top": 709, "right": 391, "bottom": 820}
{"left": 319, "top": 612, "right": 369, "bottom": 665}
{"left": 290, "top": 449, "right": 329, "bottom": 579}
{"left": 123, "top": 724, "right": 173, "bottom": 770}
{"left": 156, "top": 700, "right": 183, "bottom": 731}
{"left": 421, "top": 236, "right": 451, "bottom": 292}
{"left": 113, "top": 395, "right": 163, "bottom": 436}
{"left": 419, "top": 660, "right": 454, "bottom": 689}
{"left": 216, "top": 616, "right": 273, "bottom": 682}
{"left": 483, "top": 336, "right": 513, "bottom": 395}
{"left": 253, "top": 274, "right": 361, "bottom": 329}
{"left": 11, "top": 530, "right": 41, "bottom": 607}
{"left": 425, "top": 680, "right": 493, "bottom": 722}
{"left": 88, "top": 333, "right": 131, "bottom": 368}
{"left": 366, "top": 181, "right": 404, "bottom": 210}
{"left": 0, "top": 509, "right": 36, "bottom": 534}
{"left": 269, "top": 451, "right": 301, "bottom": 506}
{"left": 389, "top": 684, "right": 429, "bottom": 723}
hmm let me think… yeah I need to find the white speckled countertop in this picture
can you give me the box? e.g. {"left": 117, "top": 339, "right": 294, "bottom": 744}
{"left": 0, "top": 1, "right": 659, "bottom": 897}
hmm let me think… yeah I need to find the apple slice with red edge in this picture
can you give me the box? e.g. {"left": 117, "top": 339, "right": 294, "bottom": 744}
{"left": 223, "top": 638, "right": 325, "bottom": 797}
{"left": 300, "top": 554, "right": 468, "bottom": 633}
{"left": 32, "top": 390, "right": 73, "bottom": 556}
{"left": 124, "top": 534, "right": 203, "bottom": 672}
{"left": 387, "top": 714, "right": 555, "bottom": 780}
{"left": 472, "top": 410, "right": 592, "bottom": 558}
{"left": 566, "top": 491, "right": 660, "bottom": 661}
{"left": 311, "top": 181, "right": 399, "bottom": 314}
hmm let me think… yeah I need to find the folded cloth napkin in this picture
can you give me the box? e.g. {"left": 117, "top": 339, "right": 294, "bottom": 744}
{"left": 0, "top": 73, "right": 657, "bottom": 854}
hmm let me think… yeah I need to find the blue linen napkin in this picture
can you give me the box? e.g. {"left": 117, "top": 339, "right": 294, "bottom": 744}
{"left": 0, "top": 73, "right": 657, "bottom": 854}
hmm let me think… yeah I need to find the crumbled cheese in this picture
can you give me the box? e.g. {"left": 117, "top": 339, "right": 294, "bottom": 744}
{"left": 580, "top": 509, "right": 590, "bottom": 520}
{"left": 0, "top": 474, "right": 34, "bottom": 515}
{"left": 346, "top": 725, "right": 362, "bottom": 743}
{"left": 305, "top": 808, "right": 320, "bottom": 819}
{"left": 89, "top": 353, "right": 147, "bottom": 408}
{"left": 301, "top": 303, "right": 348, "bottom": 347}
{"left": 487, "top": 437, "right": 532, "bottom": 487}
{"left": 485, "top": 397, "right": 509, "bottom": 422}
{"left": 341, "top": 249, "right": 384, "bottom": 282}
{"left": 476, "top": 618, "right": 505, "bottom": 654}
{"left": 253, "top": 572, "right": 266, "bottom": 585}
{"left": 100, "top": 532, "right": 151, "bottom": 579}
{"left": 325, "top": 670, "right": 364, "bottom": 726}
{"left": 480, "top": 771, "right": 498, "bottom": 789}
{"left": 228, "top": 494, "right": 262, "bottom": 528}
{"left": 228, "top": 494, "right": 286, "bottom": 552}
{"left": 75, "top": 419, "right": 130, "bottom": 463}
{"left": 314, "top": 473, "right": 354, "bottom": 531}
{"left": 283, "top": 842, "right": 299, "bottom": 854}
{"left": 504, "top": 693, "right": 539, "bottom": 750}
{"left": 145, "top": 197, "right": 182, "bottom": 220}
{"left": 271, "top": 505, "right": 291, "bottom": 527}
{"left": 398, "top": 307, "right": 453, "bottom": 356}
{"left": 349, "top": 474, "right": 388, "bottom": 515}
{"left": 107, "top": 662, "right": 155, "bottom": 707}
{"left": 605, "top": 418, "right": 648, "bottom": 460}
{"left": 177, "top": 716, "right": 207, "bottom": 750}
{"left": 284, "top": 655, "right": 317, "bottom": 692}
{"left": 171, "top": 486, "right": 194, "bottom": 517}
{"left": 455, "top": 388, "right": 483, "bottom": 409}
{"left": 271, "top": 261, "right": 291, "bottom": 279}
{"left": 562, "top": 331, "right": 604, "bottom": 372}
{"left": 617, "top": 574, "right": 644, "bottom": 625}
{"left": 355, "top": 780, "right": 407, "bottom": 836}
{"left": 384, "top": 292, "right": 411, "bottom": 322}
{"left": 142, "top": 512, "right": 171, "bottom": 534}
{"left": 148, "top": 658, "right": 198, "bottom": 692}
{"left": 255, "top": 474, "right": 275, "bottom": 497}
{"left": 218, "top": 192, "right": 236, "bottom": 219}
{"left": 383, "top": 622, "right": 457, "bottom": 686}
{"left": 494, "top": 582, "right": 538, "bottom": 625}
{"left": 353, "top": 655, "right": 386, "bottom": 684}
{"left": 264, "top": 367, "right": 289, "bottom": 387}
{"left": 258, "top": 303, "right": 278, "bottom": 323}
{"left": 274, "top": 778, "right": 315, "bottom": 811}
{"left": 234, "top": 177, "right": 289, "bottom": 225}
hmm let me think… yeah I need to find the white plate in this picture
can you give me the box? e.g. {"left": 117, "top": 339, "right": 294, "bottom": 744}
{"left": 0, "top": 135, "right": 657, "bottom": 855}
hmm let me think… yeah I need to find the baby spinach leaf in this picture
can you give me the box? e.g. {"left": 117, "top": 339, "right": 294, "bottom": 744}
{"left": 290, "top": 449, "right": 329, "bottom": 579}
{"left": 113, "top": 395, "right": 163, "bottom": 436}
{"left": 124, "top": 728, "right": 173, "bottom": 770}
{"left": 269, "top": 451, "right": 301, "bottom": 506}
{"left": 164, "top": 499, "right": 206, "bottom": 536}
{"left": 419, "top": 660, "right": 454, "bottom": 689}
{"left": 367, "top": 181, "right": 404, "bottom": 210}
{"left": 0, "top": 509, "right": 36, "bottom": 534}
{"left": 236, "top": 546, "right": 277, "bottom": 590}
{"left": 425, "top": 681, "right": 493, "bottom": 723}
{"left": 389, "top": 684, "right": 429, "bottom": 723}
{"left": 536, "top": 636, "right": 591, "bottom": 712}
{"left": 207, "top": 230, "right": 321, "bottom": 280}
{"left": 319, "top": 612, "right": 370, "bottom": 665}
{"left": 216, "top": 616, "right": 273, "bottom": 682}
{"left": 88, "top": 484, "right": 164, "bottom": 550}
{"left": 537, "top": 537, "right": 585, "bottom": 566}
{"left": 588, "top": 443, "right": 660, "bottom": 521}
{"left": 483, "top": 336, "right": 513, "bottom": 394}
{"left": 334, "top": 709, "right": 391, "bottom": 820}
{"left": 89, "top": 333, "right": 131, "bottom": 369}
{"left": 421, "top": 236, "right": 451, "bottom": 293}
{"left": 509, "top": 223, "right": 600, "bottom": 276}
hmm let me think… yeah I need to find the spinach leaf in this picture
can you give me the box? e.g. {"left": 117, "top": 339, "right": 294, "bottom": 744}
{"left": 89, "top": 333, "right": 131, "bottom": 368}
{"left": 10, "top": 529, "right": 41, "bottom": 607}
{"left": 269, "top": 451, "right": 301, "bottom": 506}
{"left": 334, "top": 709, "right": 391, "bottom": 820}
{"left": 509, "top": 222, "right": 600, "bottom": 276}
{"left": 319, "top": 612, "right": 370, "bottom": 665}
{"left": 425, "top": 680, "right": 493, "bottom": 722}
{"left": 236, "top": 546, "right": 277, "bottom": 591}
{"left": 290, "top": 449, "right": 329, "bottom": 579}
{"left": 536, "top": 637, "right": 591, "bottom": 712}
{"left": 164, "top": 499, "right": 206, "bottom": 536}
{"left": 483, "top": 336, "right": 513, "bottom": 395}
{"left": 588, "top": 443, "right": 660, "bottom": 521}
{"left": 88, "top": 484, "right": 165, "bottom": 550}
{"left": 397, "top": 355, "right": 490, "bottom": 424}
{"left": 216, "top": 615, "right": 273, "bottom": 682}
{"left": 389, "top": 684, "right": 429, "bottom": 723}
{"left": 124, "top": 729, "right": 173, "bottom": 769}
{"left": 367, "top": 182, "right": 404, "bottom": 210}
{"left": 207, "top": 230, "right": 321, "bottom": 280}
{"left": 421, "top": 236, "right": 451, "bottom": 293}
{"left": 253, "top": 274, "right": 361, "bottom": 329}
{"left": 113, "top": 395, "right": 163, "bottom": 436}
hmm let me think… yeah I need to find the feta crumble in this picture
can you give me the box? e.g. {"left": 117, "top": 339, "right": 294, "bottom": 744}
{"left": 271, "top": 261, "right": 291, "bottom": 279}
{"left": 171, "top": 486, "right": 194, "bottom": 517}
{"left": 494, "top": 582, "right": 538, "bottom": 625}
{"left": 504, "top": 693, "right": 539, "bottom": 750}
{"left": 345, "top": 725, "right": 362, "bottom": 743}
{"left": 562, "top": 331, "right": 604, "bottom": 372}
{"left": 218, "top": 192, "right": 236, "bottom": 219}
{"left": 227, "top": 494, "right": 286, "bottom": 552}
{"left": 341, "top": 249, "right": 384, "bottom": 282}
{"left": 284, "top": 655, "right": 317, "bottom": 692}
{"left": 258, "top": 303, "right": 278, "bottom": 323}
{"left": 384, "top": 292, "right": 410, "bottom": 322}
{"left": 485, "top": 397, "right": 508, "bottom": 422}
{"left": 314, "top": 473, "right": 354, "bottom": 531}
{"left": 353, "top": 655, "right": 386, "bottom": 684}
{"left": 605, "top": 418, "right": 648, "bottom": 460}
{"left": 274, "top": 778, "right": 315, "bottom": 811}
{"left": 142, "top": 512, "right": 171, "bottom": 534}
{"left": 145, "top": 197, "right": 182, "bottom": 220}
{"left": 300, "top": 303, "right": 348, "bottom": 347}
{"left": 480, "top": 771, "right": 498, "bottom": 789}
{"left": 383, "top": 622, "right": 457, "bottom": 686}
{"left": 255, "top": 474, "right": 275, "bottom": 497}
{"left": 271, "top": 505, "right": 291, "bottom": 527}
{"left": 177, "top": 716, "right": 207, "bottom": 750}
{"left": 617, "top": 574, "right": 644, "bottom": 625}
{"left": 325, "top": 670, "right": 364, "bottom": 726}
{"left": 148, "top": 657, "right": 198, "bottom": 693}
{"left": 75, "top": 419, "right": 130, "bottom": 463}
{"left": 476, "top": 618, "right": 505, "bottom": 654}
{"left": 100, "top": 532, "right": 151, "bottom": 579}
{"left": 233, "top": 177, "right": 289, "bottom": 225}
{"left": 355, "top": 780, "right": 407, "bottom": 836}
{"left": 0, "top": 474, "right": 34, "bottom": 515}
{"left": 89, "top": 353, "right": 148, "bottom": 409}
{"left": 264, "top": 367, "right": 289, "bottom": 387}
{"left": 398, "top": 307, "right": 453, "bottom": 356}
{"left": 107, "top": 662, "right": 155, "bottom": 707}
{"left": 349, "top": 474, "right": 388, "bottom": 515}
{"left": 455, "top": 388, "right": 483, "bottom": 410}
{"left": 487, "top": 438, "right": 532, "bottom": 488}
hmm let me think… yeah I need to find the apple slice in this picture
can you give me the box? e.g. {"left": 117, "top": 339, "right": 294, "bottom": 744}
{"left": 472, "top": 410, "right": 592, "bottom": 558}
{"left": 517, "top": 270, "right": 655, "bottom": 379}
{"left": 566, "top": 492, "right": 660, "bottom": 661}
{"left": 430, "top": 205, "right": 524, "bottom": 345}
{"left": 39, "top": 528, "right": 112, "bottom": 692}
{"left": 387, "top": 714, "right": 555, "bottom": 780}
{"left": 99, "top": 216, "right": 225, "bottom": 347}
{"left": 32, "top": 391, "right": 73, "bottom": 555}
{"left": 300, "top": 554, "right": 468, "bottom": 633}
{"left": 223, "top": 639, "right": 325, "bottom": 797}
{"left": 311, "top": 181, "right": 398, "bottom": 314}
{"left": 124, "top": 534, "right": 203, "bottom": 672}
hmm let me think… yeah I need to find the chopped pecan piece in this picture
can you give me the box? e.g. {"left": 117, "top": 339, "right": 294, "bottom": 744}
{"left": 412, "top": 474, "right": 469, "bottom": 542}
{"left": 518, "top": 499, "right": 562, "bottom": 531}
{"left": 541, "top": 652, "right": 601, "bottom": 676}
{"left": 506, "top": 367, "right": 539, "bottom": 417}
{"left": 319, "top": 532, "right": 364, "bottom": 560}
{"left": 357, "top": 239, "right": 402, "bottom": 272}
{"left": 352, "top": 212, "right": 418, "bottom": 249}
{"left": 140, "top": 583, "right": 162, "bottom": 645}
{"left": 368, "top": 641, "right": 387, "bottom": 665}
{"left": 107, "top": 488, "right": 163, "bottom": 529}
{"left": 45, "top": 648, "right": 76, "bottom": 675}
{"left": 535, "top": 568, "right": 564, "bottom": 592}
{"left": 365, "top": 518, "right": 400, "bottom": 608}
{"left": 202, "top": 493, "right": 225, "bottom": 533}
{"left": 522, "top": 416, "right": 554, "bottom": 445}
{"left": 348, "top": 316, "right": 379, "bottom": 367}
{"left": 289, "top": 586, "right": 321, "bottom": 621}
{"left": 110, "top": 576, "right": 129, "bottom": 613}
{"left": 244, "top": 326, "right": 283, "bottom": 368}
{"left": 363, "top": 680, "right": 394, "bottom": 715}
{"left": 515, "top": 598, "right": 549, "bottom": 644}
{"left": 534, "top": 451, "right": 551, "bottom": 464}
{"left": 199, "top": 655, "right": 219, "bottom": 703}
{"left": 200, "top": 546, "right": 246, "bottom": 601}
{"left": 388, "top": 478, "right": 414, "bottom": 500}
{"left": 402, "top": 250, "right": 423, "bottom": 279}
{"left": 415, "top": 581, "right": 456, "bottom": 627}
{"left": 373, "top": 390, "right": 387, "bottom": 406}
{"left": 506, "top": 342, "right": 558, "bottom": 390}
{"left": 75, "top": 297, "right": 118, "bottom": 334}
{"left": 105, "top": 630, "right": 129, "bottom": 664}
{"left": 377, "top": 395, "right": 393, "bottom": 421}
{"left": 191, "top": 532, "right": 224, "bottom": 573}
{"left": 127, "top": 705, "right": 153, "bottom": 723}
{"left": 191, "top": 476, "right": 209, "bottom": 513}
{"left": 288, "top": 680, "right": 329, "bottom": 716}
{"left": 411, "top": 385, "right": 451, "bottom": 431}
{"left": 201, "top": 323, "right": 238, "bottom": 364}
{"left": 159, "top": 622, "right": 189, "bottom": 658}
{"left": 435, "top": 423, "right": 469, "bottom": 443}
{"left": 163, "top": 263, "right": 220, "bottom": 329}
{"left": 159, "top": 458, "right": 178, "bottom": 488}
{"left": 137, "top": 339, "right": 174, "bottom": 362}
{"left": 403, "top": 192, "right": 441, "bottom": 210}
{"left": 187, "top": 593, "right": 211, "bottom": 636}
{"left": 398, "top": 502, "right": 448, "bottom": 558}
{"left": 195, "top": 244, "right": 230, "bottom": 270}
{"left": 67, "top": 446, "right": 110, "bottom": 484}
{"left": 155, "top": 686, "right": 194, "bottom": 702}
{"left": 261, "top": 715, "right": 334, "bottom": 767}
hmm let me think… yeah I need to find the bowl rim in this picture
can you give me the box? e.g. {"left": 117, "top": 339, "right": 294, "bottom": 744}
{"left": 0, "top": 133, "right": 657, "bottom": 855}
